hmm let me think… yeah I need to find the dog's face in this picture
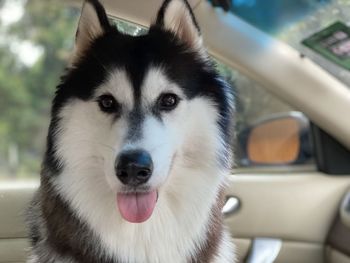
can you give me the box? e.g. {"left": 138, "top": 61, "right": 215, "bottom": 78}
{"left": 48, "top": 0, "right": 234, "bottom": 223}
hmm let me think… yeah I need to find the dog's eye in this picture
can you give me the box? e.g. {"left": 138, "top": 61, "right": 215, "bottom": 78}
{"left": 158, "top": 93, "right": 179, "bottom": 111}
{"left": 97, "top": 95, "right": 119, "bottom": 113}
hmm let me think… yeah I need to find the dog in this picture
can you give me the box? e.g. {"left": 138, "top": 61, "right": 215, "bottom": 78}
{"left": 26, "top": 0, "right": 235, "bottom": 262}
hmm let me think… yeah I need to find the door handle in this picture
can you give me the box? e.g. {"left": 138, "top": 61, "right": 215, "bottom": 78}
{"left": 340, "top": 191, "right": 350, "bottom": 229}
{"left": 222, "top": 196, "right": 240, "bottom": 216}
{"left": 246, "top": 238, "right": 282, "bottom": 263}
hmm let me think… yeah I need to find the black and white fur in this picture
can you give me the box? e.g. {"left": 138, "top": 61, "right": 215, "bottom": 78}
{"left": 27, "top": 0, "right": 235, "bottom": 262}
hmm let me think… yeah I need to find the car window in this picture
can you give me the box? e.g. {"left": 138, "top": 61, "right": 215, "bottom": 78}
{"left": 0, "top": 0, "right": 80, "bottom": 181}
{"left": 0, "top": 1, "right": 314, "bottom": 182}
{"left": 215, "top": 62, "right": 314, "bottom": 168}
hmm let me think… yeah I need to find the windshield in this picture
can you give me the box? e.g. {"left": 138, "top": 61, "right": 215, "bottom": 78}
{"left": 216, "top": 0, "right": 350, "bottom": 87}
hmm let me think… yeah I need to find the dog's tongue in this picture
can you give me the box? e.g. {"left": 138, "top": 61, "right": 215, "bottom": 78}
{"left": 117, "top": 190, "right": 157, "bottom": 223}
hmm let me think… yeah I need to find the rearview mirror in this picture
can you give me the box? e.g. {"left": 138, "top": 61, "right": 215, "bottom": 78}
{"left": 238, "top": 112, "right": 312, "bottom": 166}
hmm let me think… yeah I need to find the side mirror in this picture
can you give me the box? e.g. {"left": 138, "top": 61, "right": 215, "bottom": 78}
{"left": 238, "top": 112, "right": 312, "bottom": 166}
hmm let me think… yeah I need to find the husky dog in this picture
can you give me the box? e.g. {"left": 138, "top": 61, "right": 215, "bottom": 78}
{"left": 27, "top": 0, "right": 235, "bottom": 262}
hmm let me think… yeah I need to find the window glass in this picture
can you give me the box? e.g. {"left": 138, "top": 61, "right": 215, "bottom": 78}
{"left": 216, "top": 62, "right": 293, "bottom": 126}
{"left": 215, "top": 62, "right": 313, "bottom": 168}
{"left": 0, "top": 0, "right": 79, "bottom": 180}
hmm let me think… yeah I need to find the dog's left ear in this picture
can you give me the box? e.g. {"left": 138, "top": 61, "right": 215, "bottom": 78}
{"left": 72, "top": 0, "right": 111, "bottom": 63}
{"left": 155, "top": 0, "right": 203, "bottom": 50}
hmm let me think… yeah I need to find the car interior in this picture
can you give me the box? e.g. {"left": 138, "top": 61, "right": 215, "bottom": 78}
{"left": 0, "top": 0, "right": 350, "bottom": 262}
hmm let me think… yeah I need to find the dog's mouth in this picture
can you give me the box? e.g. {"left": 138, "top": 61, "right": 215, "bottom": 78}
{"left": 116, "top": 190, "right": 158, "bottom": 223}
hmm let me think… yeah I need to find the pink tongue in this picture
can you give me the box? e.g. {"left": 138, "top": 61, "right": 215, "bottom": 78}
{"left": 117, "top": 190, "right": 157, "bottom": 223}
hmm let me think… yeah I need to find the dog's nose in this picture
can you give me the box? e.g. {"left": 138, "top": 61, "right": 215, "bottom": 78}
{"left": 115, "top": 150, "right": 153, "bottom": 186}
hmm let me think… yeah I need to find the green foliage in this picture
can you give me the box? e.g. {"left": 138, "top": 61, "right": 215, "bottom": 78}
{"left": 0, "top": 0, "right": 79, "bottom": 178}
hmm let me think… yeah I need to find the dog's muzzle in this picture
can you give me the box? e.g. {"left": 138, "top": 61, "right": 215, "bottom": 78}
{"left": 115, "top": 149, "right": 153, "bottom": 186}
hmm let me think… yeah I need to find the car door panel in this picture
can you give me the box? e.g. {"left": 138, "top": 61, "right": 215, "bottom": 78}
{"left": 326, "top": 247, "right": 350, "bottom": 263}
{"left": 232, "top": 238, "right": 252, "bottom": 262}
{"left": 275, "top": 241, "right": 323, "bottom": 263}
{"left": 225, "top": 173, "right": 350, "bottom": 262}
{"left": 0, "top": 239, "right": 28, "bottom": 263}
{"left": 0, "top": 184, "right": 36, "bottom": 263}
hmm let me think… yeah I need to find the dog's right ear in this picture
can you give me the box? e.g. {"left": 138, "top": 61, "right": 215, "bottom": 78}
{"left": 72, "top": 0, "right": 111, "bottom": 63}
{"left": 155, "top": 0, "right": 203, "bottom": 51}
